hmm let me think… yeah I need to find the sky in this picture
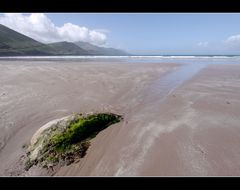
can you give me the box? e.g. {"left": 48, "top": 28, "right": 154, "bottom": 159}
{"left": 1, "top": 13, "right": 240, "bottom": 55}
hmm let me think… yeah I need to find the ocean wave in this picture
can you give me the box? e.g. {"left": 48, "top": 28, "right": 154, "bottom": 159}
{"left": 1, "top": 55, "right": 240, "bottom": 60}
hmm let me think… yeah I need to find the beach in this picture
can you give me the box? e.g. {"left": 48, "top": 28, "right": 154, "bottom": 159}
{"left": 1, "top": 60, "right": 240, "bottom": 176}
{"left": 0, "top": 60, "right": 178, "bottom": 175}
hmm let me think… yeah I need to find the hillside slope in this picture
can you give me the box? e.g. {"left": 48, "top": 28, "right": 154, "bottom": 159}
{"left": 0, "top": 24, "right": 129, "bottom": 56}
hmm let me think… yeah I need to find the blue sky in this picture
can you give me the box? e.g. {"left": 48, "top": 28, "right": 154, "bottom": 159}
{"left": 1, "top": 13, "right": 240, "bottom": 55}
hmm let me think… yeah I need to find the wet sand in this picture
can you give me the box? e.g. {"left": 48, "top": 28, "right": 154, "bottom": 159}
{"left": 1, "top": 61, "right": 240, "bottom": 176}
{"left": 55, "top": 63, "right": 240, "bottom": 176}
{"left": 0, "top": 60, "right": 178, "bottom": 176}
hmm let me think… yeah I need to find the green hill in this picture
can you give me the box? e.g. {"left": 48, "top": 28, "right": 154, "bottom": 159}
{"left": 0, "top": 24, "right": 59, "bottom": 56}
{"left": 0, "top": 24, "right": 44, "bottom": 49}
{"left": 47, "top": 41, "right": 89, "bottom": 55}
{"left": 74, "top": 41, "right": 129, "bottom": 56}
{"left": 0, "top": 24, "right": 129, "bottom": 56}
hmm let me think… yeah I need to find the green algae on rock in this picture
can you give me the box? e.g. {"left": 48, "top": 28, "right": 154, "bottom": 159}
{"left": 24, "top": 112, "right": 123, "bottom": 171}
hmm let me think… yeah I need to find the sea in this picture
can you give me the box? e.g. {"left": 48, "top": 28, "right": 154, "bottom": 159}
{"left": 0, "top": 55, "right": 240, "bottom": 65}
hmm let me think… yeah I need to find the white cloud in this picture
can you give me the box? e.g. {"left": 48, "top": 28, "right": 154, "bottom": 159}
{"left": 0, "top": 13, "right": 107, "bottom": 45}
{"left": 225, "top": 34, "right": 240, "bottom": 47}
{"left": 197, "top": 41, "right": 209, "bottom": 47}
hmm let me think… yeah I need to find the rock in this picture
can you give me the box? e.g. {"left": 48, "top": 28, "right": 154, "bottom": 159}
{"left": 24, "top": 112, "right": 123, "bottom": 171}
{"left": 27, "top": 116, "right": 72, "bottom": 161}
{"left": 66, "top": 159, "right": 74, "bottom": 166}
{"left": 47, "top": 163, "right": 53, "bottom": 168}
